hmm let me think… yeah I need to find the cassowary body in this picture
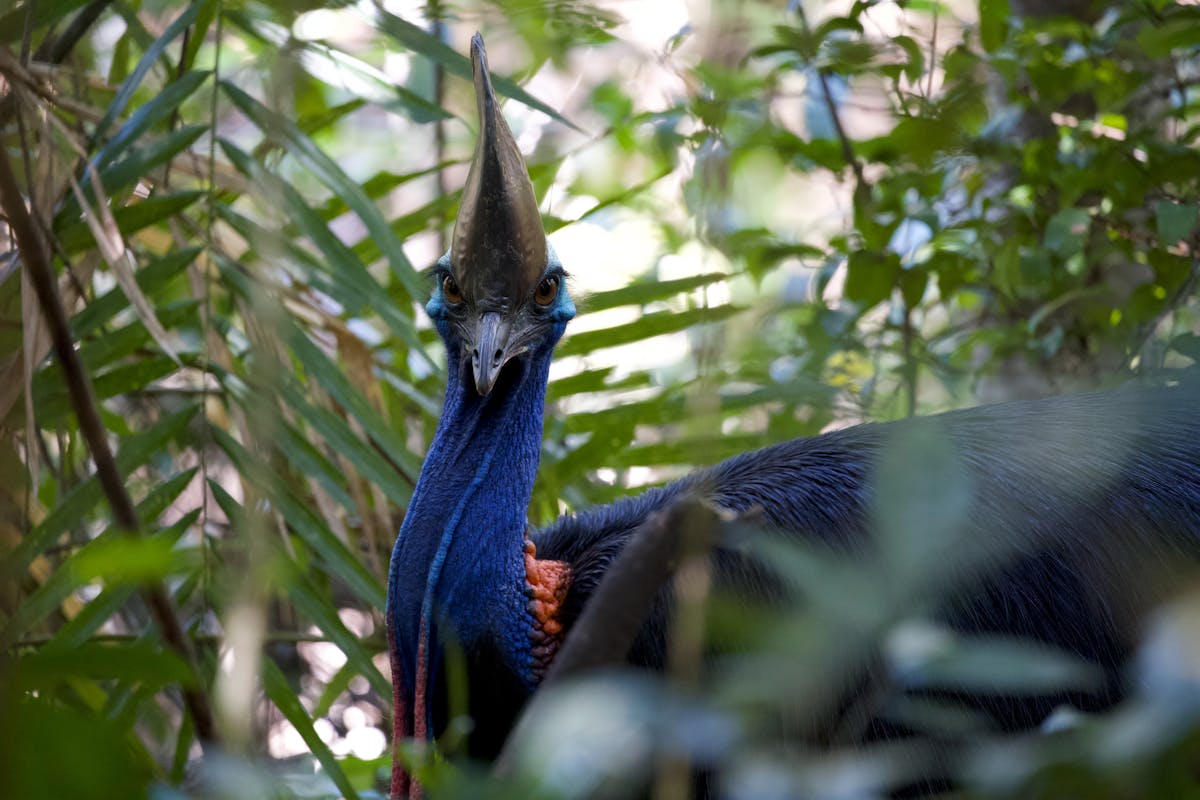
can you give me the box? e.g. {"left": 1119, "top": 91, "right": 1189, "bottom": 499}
{"left": 386, "top": 34, "right": 1200, "bottom": 798}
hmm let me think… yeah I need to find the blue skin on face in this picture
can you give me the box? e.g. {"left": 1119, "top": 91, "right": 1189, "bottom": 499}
{"left": 425, "top": 249, "right": 577, "bottom": 338}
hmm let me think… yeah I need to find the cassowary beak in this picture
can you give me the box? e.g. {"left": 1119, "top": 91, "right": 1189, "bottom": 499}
{"left": 471, "top": 312, "right": 512, "bottom": 396}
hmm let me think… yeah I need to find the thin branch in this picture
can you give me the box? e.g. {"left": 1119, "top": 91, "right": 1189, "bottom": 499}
{"left": 0, "top": 146, "right": 219, "bottom": 747}
{"left": 794, "top": 5, "right": 866, "bottom": 197}
{"left": 493, "top": 497, "right": 721, "bottom": 776}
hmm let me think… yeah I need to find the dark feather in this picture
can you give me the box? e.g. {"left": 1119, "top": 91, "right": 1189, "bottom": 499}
{"left": 532, "top": 384, "right": 1200, "bottom": 736}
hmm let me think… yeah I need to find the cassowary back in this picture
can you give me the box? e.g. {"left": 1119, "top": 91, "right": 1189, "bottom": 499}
{"left": 534, "top": 385, "right": 1200, "bottom": 734}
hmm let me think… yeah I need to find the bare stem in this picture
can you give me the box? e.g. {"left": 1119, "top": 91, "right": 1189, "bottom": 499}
{"left": 0, "top": 145, "right": 218, "bottom": 747}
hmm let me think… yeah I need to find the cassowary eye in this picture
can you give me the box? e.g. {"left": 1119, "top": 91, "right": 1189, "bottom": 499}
{"left": 534, "top": 275, "right": 559, "bottom": 306}
{"left": 442, "top": 274, "right": 463, "bottom": 304}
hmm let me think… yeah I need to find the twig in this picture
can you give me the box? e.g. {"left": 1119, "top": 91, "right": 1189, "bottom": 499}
{"left": 793, "top": 5, "right": 866, "bottom": 198}
{"left": 0, "top": 0, "right": 114, "bottom": 128}
{"left": 0, "top": 146, "right": 219, "bottom": 747}
{"left": 902, "top": 307, "right": 917, "bottom": 416}
{"left": 429, "top": 0, "right": 448, "bottom": 254}
{"left": 493, "top": 497, "right": 721, "bottom": 776}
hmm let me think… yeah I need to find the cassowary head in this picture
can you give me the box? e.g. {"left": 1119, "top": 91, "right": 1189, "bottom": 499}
{"left": 427, "top": 33, "right": 575, "bottom": 396}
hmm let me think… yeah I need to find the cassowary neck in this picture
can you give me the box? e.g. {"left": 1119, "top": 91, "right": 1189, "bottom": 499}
{"left": 388, "top": 339, "right": 553, "bottom": 737}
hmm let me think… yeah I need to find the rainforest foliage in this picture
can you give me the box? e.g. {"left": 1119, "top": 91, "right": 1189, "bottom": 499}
{"left": 0, "top": 0, "right": 1198, "bottom": 798}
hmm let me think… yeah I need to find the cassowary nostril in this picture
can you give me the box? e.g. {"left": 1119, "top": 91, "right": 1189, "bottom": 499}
{"left": 492, "top": 349, "right": 504, "bottom": 365}
{"left": 472, "top": 348, "right": 480, "bottom": 364}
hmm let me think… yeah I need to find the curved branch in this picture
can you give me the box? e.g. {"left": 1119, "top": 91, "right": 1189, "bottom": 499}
{"left": 0, "top": 145, "right": 218, "bottom": 746}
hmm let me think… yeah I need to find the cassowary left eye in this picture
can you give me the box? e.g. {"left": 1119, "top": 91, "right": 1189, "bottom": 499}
{"left": 534, "top": 276, "right": 559, "bottom": 306}
{"left": 442, "top": 274, "right": 463, "bottom": 304}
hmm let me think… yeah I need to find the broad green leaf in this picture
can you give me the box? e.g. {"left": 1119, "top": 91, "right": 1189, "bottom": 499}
{"left": 0, "top": 0, "right": 88, "bottom": 43}
{"left": 35, "top": 355, "right": 183, "bottom": 425}
{"left": 1155, "top": 201, "right": 1199, "bottom": 245}
{"left": 978, "top": 0, "right": 1010, "bottom": 52}
{"left": 1044, "top": 207, "right": 1090, "bottom": 257}
{"left": 845, "top": 250, "right": 900, "bottom": 307}
{"left": 16, "top": 641, "right": 192, "bottom": 689}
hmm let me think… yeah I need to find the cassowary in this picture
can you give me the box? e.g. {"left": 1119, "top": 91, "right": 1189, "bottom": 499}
{"left": 386, "top": 33, "right": 1200, "bottom": 798}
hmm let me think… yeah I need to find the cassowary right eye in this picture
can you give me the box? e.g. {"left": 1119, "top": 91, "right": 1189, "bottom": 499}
{"left": 534, "top": 275, "right": 559, "bottom": 306}
{"left": 442, "top": 274, "right": 463, "bottom": 304}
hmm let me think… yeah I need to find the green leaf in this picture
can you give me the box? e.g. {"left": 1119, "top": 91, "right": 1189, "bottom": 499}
{"left": 263, "top": 658, "right": 361, "bottom": 800}
{"left": 219, "top": 81, "right": 425, "bottom": 302}
{"left": 208, "top": 480, "right": 389, "bottom": 698}
{"left": 72, "top": 247, "right": 201, "bottom": 338}
{"left": 894, "top": 633, "right": 1104, "bottom": 695}
{"left": 36, "top": 355, "right": 183, "bottom": 425}
{"left": 43, "top": 512, "right": 200, "bottom": 654}
{"left": 978, "top": 0, "right": 1010, "bottom": 53}
{"left": 0, "top": 0, "right": 89, "bottom": 43}
{"left": 557, "top": 305, "right": 745, "bottom": 357}
{"left": 181, "top": 0, "right": 219, "bottom": 72}
{"left": 845, "top": 250, "right": 900, "bottom": 307}
{"left": 1155, "top": 201, "right": 1199, "bottom": 246}
{"left": 58, "top": 125, "right": 208, "bottom": 232}
{"left": 375, "top": 10, "right": 581, "bottom": 132}
{"left": 274, "top": 379, "right": 413, "bottom": 509}
{"left": 0, "top": 470, "right": 198, "bottom": 649}
{"left": 275, "top": 420, "right": 357, "bottom": 511}
{"left": 92, "top": 70, "right": 212, "bottom": 170}
{"left": 1136, "top": 11, "right": 1200, "bottom": 57}
{"left": 894, "top": 35, "right": 925, "bottom": 84}
{"left": 16, "top": 641, "right": 192, "bottom": 689}
{"left": 90, "top": 3, "right": 206, "bottom": 146}
{"left": 1, "top": 405, "right": 197, "bottom": 585}
{"left": 211, "top": 430, "right": 387, "bottom": 610}
{"left": 583, "top": 273, "right": 729, "bottom": 313}
{"left": 215, "top": 142, "right": 428, "bottom": 363}
{"left": 1044, "top": 207, "right": 1090, "bottom": 257}
{"left": 56, "top": 191, "right": 204, "bottom": 254}
{"left": 284, "top": 324, "right": 422, "bottom": 481}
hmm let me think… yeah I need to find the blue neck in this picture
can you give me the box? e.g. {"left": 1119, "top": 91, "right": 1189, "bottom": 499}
{"left": 387, "top": 329, "right": 561, "bottom": 729}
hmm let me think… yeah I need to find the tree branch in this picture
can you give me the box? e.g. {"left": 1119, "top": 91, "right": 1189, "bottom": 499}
{"left": 0, "top": 145, "right": 218, "bottom": 746}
